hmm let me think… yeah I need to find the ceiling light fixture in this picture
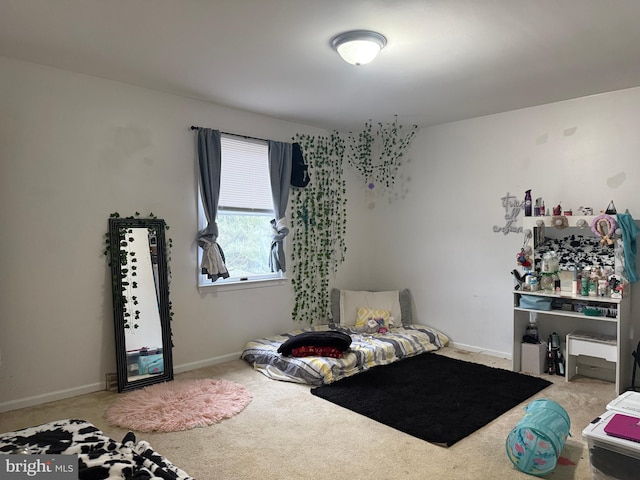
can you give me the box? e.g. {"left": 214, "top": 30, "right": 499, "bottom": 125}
{"left": 331, "top": 30, "right": 387, "bottom": 66}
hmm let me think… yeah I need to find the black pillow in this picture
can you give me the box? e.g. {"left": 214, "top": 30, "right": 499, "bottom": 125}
{"left": 277, "top": 331, "right": 352, "bottom": 356}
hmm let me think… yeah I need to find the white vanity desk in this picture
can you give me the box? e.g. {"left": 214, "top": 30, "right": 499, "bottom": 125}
{"left": 512, "top": 215, "right": 634, "bottom": 394}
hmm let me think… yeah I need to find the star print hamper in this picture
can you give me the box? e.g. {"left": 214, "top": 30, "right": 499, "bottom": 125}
{"left": 505, "top": 399, "right": 571, "bottom": 476}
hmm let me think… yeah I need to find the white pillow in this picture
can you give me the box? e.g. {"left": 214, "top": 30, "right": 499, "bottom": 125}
{"left": 339, "top": 290, "right": 401, "bottom": 327}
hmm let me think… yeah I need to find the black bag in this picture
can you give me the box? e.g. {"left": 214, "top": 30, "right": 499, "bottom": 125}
{"left": 290, "top": 142, "right": 310, "bottom": 187}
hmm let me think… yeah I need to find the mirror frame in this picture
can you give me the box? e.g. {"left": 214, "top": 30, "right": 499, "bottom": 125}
{"left": 109, "top": 217, "right": 174, "bottom": 392}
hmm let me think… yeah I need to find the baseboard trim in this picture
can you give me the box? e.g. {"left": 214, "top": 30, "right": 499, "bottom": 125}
{"left": 0, "top": 352, "right": 243, "bottom": 413}
{"left": 0, "top": 382, "right": 103, "bottom": 414}
{"left": 173, "top": 352, "right": 242, "bottom": 374}
{"left": 1, "top": 347, "right": 507, "bottom": 413}
{"left": 448, "top": 341, "right": 512, "bottom": 360}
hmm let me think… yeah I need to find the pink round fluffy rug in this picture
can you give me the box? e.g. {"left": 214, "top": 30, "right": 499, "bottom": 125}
{"left": 105, "top": 378, "right": 252, "bottom": 433}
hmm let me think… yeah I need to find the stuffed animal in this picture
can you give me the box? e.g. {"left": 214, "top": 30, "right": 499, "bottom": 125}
{"left": 365, "top": 318, "right": 378, "bottom": 333}
{"left": 366, "top": 317, "right": 388, "bottom": 334}
{"left": 517, "top": 248, "right": 532, "bottom": 268}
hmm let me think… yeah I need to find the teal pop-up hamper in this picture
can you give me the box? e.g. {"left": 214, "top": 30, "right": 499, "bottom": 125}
{"left": 505, "top": 399, "right": 571, "bottom": 476}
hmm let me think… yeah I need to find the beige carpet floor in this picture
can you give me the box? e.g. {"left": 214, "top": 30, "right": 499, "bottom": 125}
{"left": 0, "top": 347, "right": 616, "bottom": 479}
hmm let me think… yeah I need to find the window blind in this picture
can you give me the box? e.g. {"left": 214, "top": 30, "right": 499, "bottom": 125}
{"left": 219, "top": 135, "right": 272, "bottom": 211}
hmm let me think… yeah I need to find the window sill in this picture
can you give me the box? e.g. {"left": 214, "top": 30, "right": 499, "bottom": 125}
{"left": 198, "top": 275, "right": 288, "bottom": 293}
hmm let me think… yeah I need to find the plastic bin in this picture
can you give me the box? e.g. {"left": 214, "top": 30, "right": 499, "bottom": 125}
{"left": 607, "top": 391, "right": 640, "bottom": 416}
{"left": 582, "top": 410, "right": 640, "bottom": 480}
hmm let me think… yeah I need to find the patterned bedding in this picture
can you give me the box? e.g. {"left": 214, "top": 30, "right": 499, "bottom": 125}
{"left": 241, "top": 324, "right": 449, "bottom": 386}
{"left": 0, "top": 419, "right": 193, "bottom": 480}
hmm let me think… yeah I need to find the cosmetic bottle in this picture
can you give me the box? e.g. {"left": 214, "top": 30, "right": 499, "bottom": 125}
{"left": 581, "top": 267, "right": 590, "bottom": 296}
{"left": 556, "top": 352, "right": 565, "bottom": 376}
{"left": 547, "top": 340, "right": 556, "bottom": 375}
{"left": 526, "top": 313, "right": 538, "bottom": 342}
{"left": 589, "top": 268, "right": 598, "bottom": 297}
{"left": 524, "top": 190, "right": 532, "bottom": 217}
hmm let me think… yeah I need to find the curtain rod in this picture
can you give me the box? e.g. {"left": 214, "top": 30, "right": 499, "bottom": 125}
{"left": 190, "top": 125, "right": 268, "bottom": 143}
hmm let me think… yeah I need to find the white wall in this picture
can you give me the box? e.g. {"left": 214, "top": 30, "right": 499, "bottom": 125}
{"left": 364, "top": 87, "right": 640, "bottom": 356}
{"left": 0, "top": 57, "right": 327, "bottom": 410}
{"left": 3, "top": 54, "right": 640, "bottom": 410}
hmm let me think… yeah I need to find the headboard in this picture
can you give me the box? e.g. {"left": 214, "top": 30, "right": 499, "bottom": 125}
{"left": 330, "top": 288, "right": 413, "bottom": 327}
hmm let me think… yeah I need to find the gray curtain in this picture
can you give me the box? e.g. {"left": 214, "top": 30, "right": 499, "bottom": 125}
{"left": 196, "top": 128, "right": 229, "bottom": 281}
{"left": 268, "top": 141, "right": 293, "bottom": 272}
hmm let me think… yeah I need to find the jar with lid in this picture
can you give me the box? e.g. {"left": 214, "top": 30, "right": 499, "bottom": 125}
{"left": 540, "top": 273, "right": 554, "bottom": 292}
{"left": 541, "top": 251, "right": 560, "bottom": 274}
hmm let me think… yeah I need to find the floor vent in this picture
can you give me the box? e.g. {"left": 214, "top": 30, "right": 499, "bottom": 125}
{"left": 105, "top": 373, "right": 118, "bottom": 392}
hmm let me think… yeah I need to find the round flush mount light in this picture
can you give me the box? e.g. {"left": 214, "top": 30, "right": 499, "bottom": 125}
{"left": 331, "top": 30, "right": 387, "bottom": 66}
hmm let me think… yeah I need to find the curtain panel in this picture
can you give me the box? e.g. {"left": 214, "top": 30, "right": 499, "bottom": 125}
{"left": 195, "top": 128, "right": 230, "bottom": 281}
{"left": 268, "top": 140, "right": 292, "bottom": 272}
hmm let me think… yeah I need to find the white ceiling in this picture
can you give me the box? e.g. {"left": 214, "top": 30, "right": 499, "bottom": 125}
{"left": 3, "top": 0, "right": 640, "bottom": 131}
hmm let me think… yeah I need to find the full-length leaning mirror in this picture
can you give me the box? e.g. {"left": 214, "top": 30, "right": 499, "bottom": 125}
{"left": 109, "top": 217, "right": 173, "bottom": 392}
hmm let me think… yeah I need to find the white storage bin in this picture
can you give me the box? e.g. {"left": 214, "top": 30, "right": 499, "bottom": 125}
{"left": 567, "top": 332, "right": 616, "bottom": 362}
{"left": 582, "top": 410, "right": 640, "bottom": 480}
{"left": 566, "top": 332, "right": 617, "bottom": 384}
{"left": 521, "top": 342, "right": 546, "bottom": 375}
{"left": 607, "top": 391, "right": 640, "bottom": 416}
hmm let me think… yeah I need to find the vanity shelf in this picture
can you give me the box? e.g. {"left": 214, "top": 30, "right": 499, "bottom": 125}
{"left": 512, "top": 289, "right": 631, "bottom": 393}
{"left": 512, "top": 214, "right": 634, "bottom": 394}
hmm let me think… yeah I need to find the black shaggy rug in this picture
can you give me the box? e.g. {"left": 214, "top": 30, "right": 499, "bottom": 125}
{"left": 311, "top": 353, "right": 552, "bottom": 447}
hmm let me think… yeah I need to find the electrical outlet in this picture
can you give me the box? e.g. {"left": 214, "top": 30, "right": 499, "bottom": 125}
{"left": 105, "top": 373, "right": 118, "bottom": 391}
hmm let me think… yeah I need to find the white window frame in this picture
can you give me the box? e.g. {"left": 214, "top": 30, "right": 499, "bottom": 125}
{"left": 197, "top": 135, "right": 286, "bottom": 290}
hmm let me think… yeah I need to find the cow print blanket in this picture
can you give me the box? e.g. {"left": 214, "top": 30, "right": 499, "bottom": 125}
{"left": 535, "top": 234, "right": 616, "bottom": 271}
{"left": 0, "top": 419, "right": 194, "bottom": 479}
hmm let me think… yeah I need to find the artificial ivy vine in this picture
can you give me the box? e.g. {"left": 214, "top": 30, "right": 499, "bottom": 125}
{"left": 103, "top": 212, "right": 173, "bottom": 331}
{"left": 289, "top": 117, "right": 419, "bottom": 324}
{"left": 290, "top": 132, "right": 347, "bottom": 323}
{"left": 345, "top": 115, "right": 419, "bottom": 198}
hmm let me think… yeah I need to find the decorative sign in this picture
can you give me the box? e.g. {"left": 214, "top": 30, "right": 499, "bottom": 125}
{"left": 494, "top": 192, "right": 523, "bottom": 235}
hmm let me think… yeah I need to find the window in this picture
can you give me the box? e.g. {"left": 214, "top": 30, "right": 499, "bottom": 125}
{"left": 198, "top": 135, "right": 283, "bottom": 286}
